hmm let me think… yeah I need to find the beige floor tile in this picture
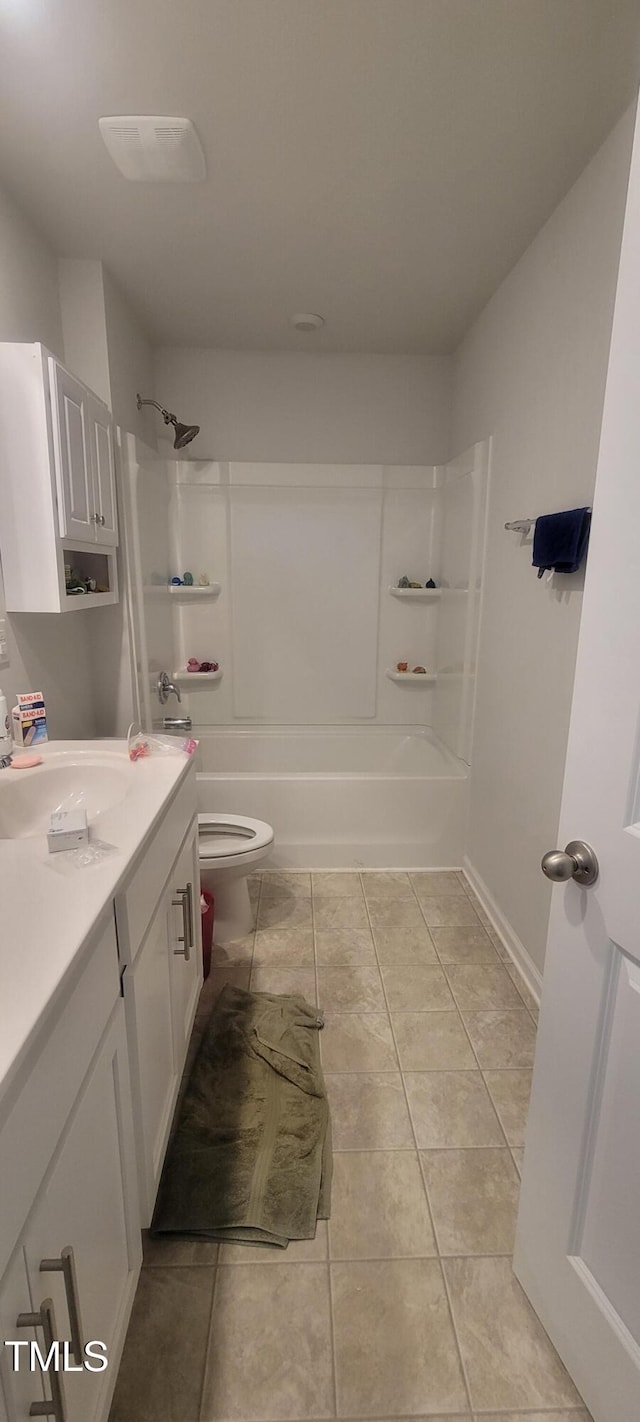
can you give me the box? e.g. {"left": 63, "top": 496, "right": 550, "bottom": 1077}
{"left": 411, "top": 870, "right": 468, "bottom": 897}
{"left": 419, "top": 896, "right": 481, "bottom": 927}
{"left": 252, "top": 928, "right": 314, "bottom": 967}
{"left": 462, "top": 1010, "right": 537, "bottom": 1068}
{"left": 218, "top": 1221, "right": 328, "bottom": 1264}
{"left": 511, "top": 1146, "right": 525, "bottom": 1175}
{"left": 484, "top": 1069, "right": 533, "bottom": 1146}
{"left": 211, "top": 934, "right": 255, "bottom": 967}
{"left": 372, "top": 924, "right": 438, "bottom": 965}
{"left": 142, "top": 1232, "right": 219, "bottom": 1267}
{"left": 326, "top": 1072, "right": 414, "bottom": 1148}
{"left": 315, "top": 926, "right": 376, "bottom": 965}
{"left": 109, "top": 1266, "right": 215, "bottom": 1422}
{"left": 313, "top": 895, "right": 370, "bottom": 930}
{"left": 329, "top": 1150, "right": 436, "bottom": 1259}
{"left": 207, "top": 963, "right": 252, "bottom": 1002}
{"left": 361, "top": 871, "right": 414, "bottom": 898}
{"left": 392, "top": 1011, "right": 476, "bottom": 1070}
{"left": 432, "top": 925, "right": 500, "bottom": 965}
{"left": 506, "top": 961, "right": 541, "bottom": 1018}
{"left": 311, "top": 871, "right": 363, "bottom": 896}
{"left": 421, "top": 1148, "right": 520, "bottom": 1255}
{"left": 367, "top": 897, "right": 426, "bottom": 930}
{"left": 381, "top": 964, "right": 455, "bottom": 1012}
{"left": 317, "top": 965, "right": 385, "bottom": 1012}
{"left": 331, "top": 1258, "right": 468, "bottom": 1416}
{"left": 257, "top": 896, "right": 313, "bottom": 931}
{"left": 201, "top": 1263, "right": 334, "bottom": 1420}
{"left": 479, "top": 1413, "right": 591, "bottom": 1422}
{"left": 443, "top": 1256, "right": 582, "bottom": 1411}
{"left": 321, "top": 1014, "right": 398, "bottom": 1072}
{"left": 250, "top": 965, "right": 317, "bottom": 1002}
{"left": 445, "top": 963, "right": 524, "bottom": 1010}
{"left": 260, "top": 871, "right": 311, "bottom": 897}
{"left": 404, "top": 1071, "right": 505, "bottom": 1148}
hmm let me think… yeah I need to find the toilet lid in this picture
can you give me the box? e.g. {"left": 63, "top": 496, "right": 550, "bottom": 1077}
{"left": 198, "top": 811, "right": 274, "bottom": 860}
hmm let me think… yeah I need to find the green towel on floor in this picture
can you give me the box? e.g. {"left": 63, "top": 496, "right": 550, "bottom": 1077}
{"left": 151, "top": 984, "right": 332, "bottom": 1248}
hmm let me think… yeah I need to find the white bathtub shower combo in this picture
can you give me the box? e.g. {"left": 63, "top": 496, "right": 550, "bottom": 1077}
{"left": 121, "top": 438, "right": 489, "bottom": 934}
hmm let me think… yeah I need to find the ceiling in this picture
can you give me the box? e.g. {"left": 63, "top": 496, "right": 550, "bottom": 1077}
{"left": 0, "top": 0, "right": 639, "bottom": 353}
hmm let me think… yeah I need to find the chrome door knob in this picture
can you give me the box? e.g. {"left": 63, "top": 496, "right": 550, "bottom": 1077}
{"left": 541, "top": 840, "right": 599, "bottom": 886}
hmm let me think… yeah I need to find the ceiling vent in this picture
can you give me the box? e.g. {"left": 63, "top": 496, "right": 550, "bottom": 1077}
{"left": 98, "top": 116, "right": 206, "bottom": 182}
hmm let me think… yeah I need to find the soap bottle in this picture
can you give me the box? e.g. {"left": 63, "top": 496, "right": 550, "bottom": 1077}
{"left": 0, "top": 688, "right": 12, "bottom": 765}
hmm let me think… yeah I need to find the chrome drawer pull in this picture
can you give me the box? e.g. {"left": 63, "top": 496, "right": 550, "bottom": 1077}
{"left": 172, "top": 887, "right": 191, "bottom": 961}
{"left": 40, "top": 1246, "right": 84, "bottom": 1364}
{"left": 17, "top": 1298, "right": 68, "bottom": 1420}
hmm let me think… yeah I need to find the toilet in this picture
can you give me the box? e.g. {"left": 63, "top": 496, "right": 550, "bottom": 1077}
{"left": 198, "top": 812, "right": 274, "bottom": 945}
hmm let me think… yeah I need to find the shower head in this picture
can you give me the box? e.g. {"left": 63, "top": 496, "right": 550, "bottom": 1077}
{"left": 172, "top": 421, "right": 200, "bottom": 449}
{"left": 136, "top": 394, "right": 200, "bottom": 450}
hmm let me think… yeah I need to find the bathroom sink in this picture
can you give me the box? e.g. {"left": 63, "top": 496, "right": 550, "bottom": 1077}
{"left": 0, "top": 751, "right": 133, "bottom": 840}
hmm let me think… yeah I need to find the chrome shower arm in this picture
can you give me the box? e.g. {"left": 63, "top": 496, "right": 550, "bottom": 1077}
{"left": 136, "top": 394, "right": 175, "bottom": 425}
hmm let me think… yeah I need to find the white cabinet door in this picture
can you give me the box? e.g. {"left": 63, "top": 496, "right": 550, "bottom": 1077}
{"left": 168, "top": 823, "right": 203, "bottom": 1069}
{"left": 21, "top": 1005, "right": 141, "bottom": 1422}
{"left": 86, "top": 395, "right": 118, "bottom": 547}
{"left": 0, "top": 1249, "right": 47, "bottom": 1422}
{"left": 49, "top": 360, "right": 95, "bottom": 543}
{"left": 124, "top": 875, "right": 179, "bottom": 1225}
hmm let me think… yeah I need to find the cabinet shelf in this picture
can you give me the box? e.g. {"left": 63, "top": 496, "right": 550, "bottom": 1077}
{"left": 169, "top": 583, "right": 221, "bottom": 598}
{"left": 385, "top": 668, "right": 437, "bottom": 684}
{"left": 388, "top": 587, "right": 441, "bottom": 600}
{"left": 173, "top": 667, "right": 223, "bottom": 684}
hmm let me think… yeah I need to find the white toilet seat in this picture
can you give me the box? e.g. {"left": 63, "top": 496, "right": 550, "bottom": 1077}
{"left": 198, "top": 812, "right": 274, "bottom": 867}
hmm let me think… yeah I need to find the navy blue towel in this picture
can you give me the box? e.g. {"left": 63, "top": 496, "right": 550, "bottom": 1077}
{"left": 532, "top": 507, "right": 591, "bottom": 579}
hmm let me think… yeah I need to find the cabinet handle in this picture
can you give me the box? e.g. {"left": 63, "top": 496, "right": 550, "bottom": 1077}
{"left": 90, "top": 512, "right": 106, "bottom": 526}
{"left": 16, "top": 1298, "right": 68, "bottom": 1420}
{"left": 40, "top": 1246, "right": 84, "bottom": 1364}
{"left": 172, "top": 888, "right": 191, "bottom": 961}
{"left": 185, "top": 881, "right": 195, "bottom": 953}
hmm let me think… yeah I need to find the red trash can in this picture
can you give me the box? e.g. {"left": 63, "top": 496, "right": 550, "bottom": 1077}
{"left": 200, "top": 890, "right": 215, "bottom": 978}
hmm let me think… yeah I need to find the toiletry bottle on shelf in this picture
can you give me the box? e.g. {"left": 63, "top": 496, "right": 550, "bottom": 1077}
{"left": 0, "top": 688, "right": 13, "bottom": 764}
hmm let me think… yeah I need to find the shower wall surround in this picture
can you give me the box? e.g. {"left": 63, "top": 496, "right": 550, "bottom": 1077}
{"left": 167, "top": 449, "right": 489, "bottom": 751}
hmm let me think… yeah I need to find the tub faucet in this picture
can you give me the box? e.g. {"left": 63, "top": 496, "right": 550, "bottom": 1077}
{"left": 157, "top": 671, "right": 181, "bottom": 705}
{"left": 0, "top": 752, "right": 12, "bottom": 770}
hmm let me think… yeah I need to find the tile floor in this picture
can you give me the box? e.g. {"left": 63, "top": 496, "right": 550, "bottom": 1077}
{"left": 109, "top": 869, "right": 590, "bottom": 1422}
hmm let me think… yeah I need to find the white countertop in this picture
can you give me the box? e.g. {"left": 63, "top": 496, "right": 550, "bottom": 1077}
{"left": 0, "top": 739, "right": 194, "bottom": 1108}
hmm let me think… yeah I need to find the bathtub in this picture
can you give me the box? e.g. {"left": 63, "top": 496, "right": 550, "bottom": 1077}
{"left": 195, "top": 725, "right": 467, "bottom": 869}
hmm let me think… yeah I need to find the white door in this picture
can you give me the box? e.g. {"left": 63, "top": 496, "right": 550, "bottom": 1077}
{"left": 49, "top": 360, "right": 95, "bottom": 543}
{"left": 86, "top": 395, "right": 118, "bottom": 546}
{"left": 514, "top": 99, "right": 640, "bottom": 1422}
{"left": 169, "top": 823, "right": 203, "bottom": 1065}
{"left": 22, "top": 1005, "right": 141, "bottom": 1422}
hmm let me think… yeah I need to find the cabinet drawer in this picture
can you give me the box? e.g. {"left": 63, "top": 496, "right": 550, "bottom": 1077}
{"left": 0, "top": 913, "right": 120, "bottom": 1279}
{"left": 114, "top": 767, "right": 195, "bottom": 967}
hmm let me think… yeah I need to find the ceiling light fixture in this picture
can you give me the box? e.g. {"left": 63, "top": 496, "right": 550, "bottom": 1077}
{"left": 289, "top": 313, "right": 325, "bottom": 332}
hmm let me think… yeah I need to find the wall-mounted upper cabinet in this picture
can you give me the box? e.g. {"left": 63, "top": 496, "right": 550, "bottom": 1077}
{"left": 50, "top": 360, "right": 118, "bottom": 547}
{"left": 0, "top": 343, "right": 119, "bottom": 612}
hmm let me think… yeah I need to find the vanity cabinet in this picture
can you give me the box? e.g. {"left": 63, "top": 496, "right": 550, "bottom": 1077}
{"left": 0, "top": 920, "right": 141, "bottom": 1422}
{"left": 0, "top": 757, "right": 203, "bottom": 1422}
{"left": 0, "top": 343, "right": 118, "bottom": 612}
{"left": 121, "top": 818, "right": 202, "bottom": 1224}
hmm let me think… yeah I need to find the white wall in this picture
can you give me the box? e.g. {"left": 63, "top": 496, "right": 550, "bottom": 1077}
{"left": 153, "top": 350, "right": 452, "bottom": 465}
{"left": 453, "top": 108, "right": 635, "bottom": 974}
{"left": 0, "top": 182, "right": 97, "bottom": 738}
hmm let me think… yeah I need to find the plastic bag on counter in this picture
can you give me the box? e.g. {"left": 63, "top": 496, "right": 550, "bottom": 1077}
{"left": 47, "top": 838, "right": 120, "bottom": 874}
{"left": 127, "top": 723, "right": 198, "bottom": 761}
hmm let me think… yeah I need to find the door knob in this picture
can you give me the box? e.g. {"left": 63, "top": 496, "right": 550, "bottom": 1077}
{"left": 541, "top": 840, "right": 599, "bottom": 886}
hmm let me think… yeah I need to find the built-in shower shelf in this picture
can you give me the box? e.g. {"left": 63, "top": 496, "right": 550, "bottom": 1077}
{"left": 168, "top": 582, "right": 221, "bottom": 598}
{"left": 388, "top": 587, "right": 441, "bottom": 600}
{"left": 173, "top": 667, "right": 223, "bottom": 684}
{"left": 385, "top": 669, "right": 437, "bottom": 684}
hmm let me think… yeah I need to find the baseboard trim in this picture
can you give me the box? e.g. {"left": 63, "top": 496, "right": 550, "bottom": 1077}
{"left": 461, "top": 855, "right": 542, "bottom": 1005}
